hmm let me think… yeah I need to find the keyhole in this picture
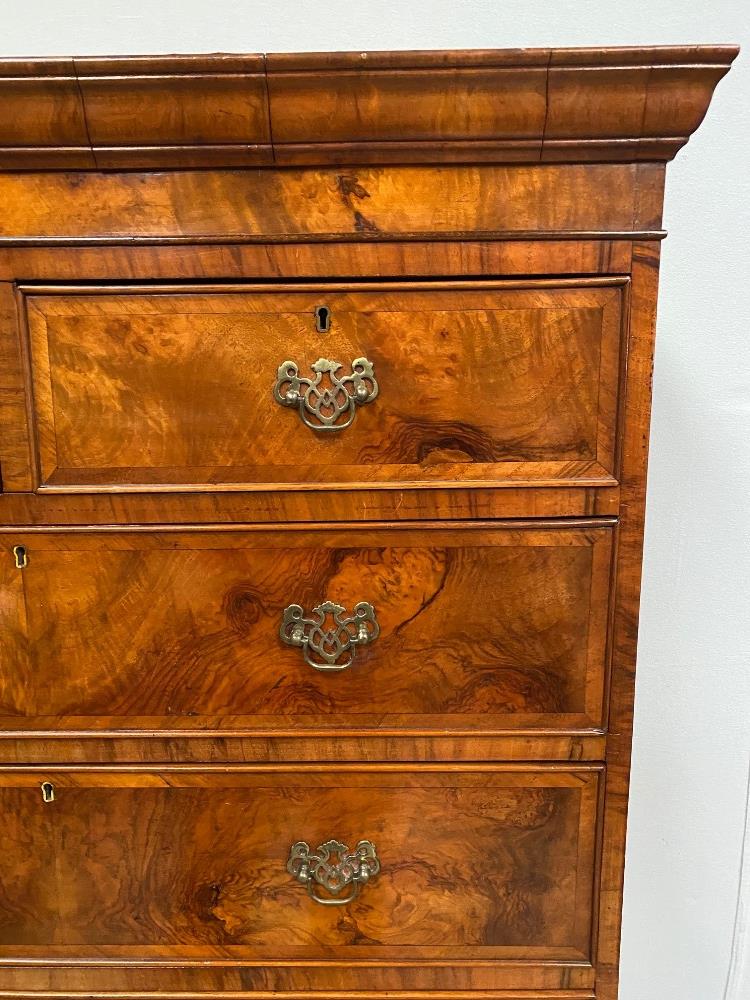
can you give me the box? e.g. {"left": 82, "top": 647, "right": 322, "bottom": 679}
{"left": 41, "top": 782, "right": 55, "bottom": 803}
{"left": 13, "top": 545, "right": 27, "bottom": 569}
{"left": 315, "top": 305, "right": 331, "bottom": 333}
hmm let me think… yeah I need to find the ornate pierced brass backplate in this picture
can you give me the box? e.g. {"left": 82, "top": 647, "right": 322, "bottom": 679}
{"left": 279, "top": 600, "right": 379, "bottom": 671}
{"left": 273, "top": 356, "right": 378, "bottom": 431}
{"left": 287, "top": 838, "right": 380, "bottom": 905}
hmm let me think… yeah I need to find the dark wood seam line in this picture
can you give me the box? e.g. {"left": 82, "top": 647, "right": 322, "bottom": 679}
{"left": 12, "top": 289, "right": 43, "bottom": 490}
{"left": 0, "top": 516, "right": 620, "bottom": 531}
{"left": 639, "top": 62, "right": 654, "bottom": 145}
{"left": 0, "top": 232, "right": 669, "bottom": 246}
{"left": 0, "top": 992, "right": 599, "bottom": 999}
{"left": 0, "top": 957, "right": 595, "bottom": 968}
{"left": 74, "top": 72, "right": 267, "bottom": 81}
{"left": 261, "top": 54, "right": 276, "bottom": 163}
{"left": 540, "top": 48, "right": 552, "bottom": 161}
{"left": 0, "top": 993, "right": 600, "bottom": 998}
{"left": 0, "top": 762, "right": 605, "bottom": 770}
{"left": 266, "top": 135, "right": 684, "bottom": 145}
{"left": 593, "top": 304, "right": 606, "bottom": 470}
{"left": 0, "top": 729, "right": 607, "bottom": 739}
{"left": 70, "top": 58, "right": 97, "bottom": 168}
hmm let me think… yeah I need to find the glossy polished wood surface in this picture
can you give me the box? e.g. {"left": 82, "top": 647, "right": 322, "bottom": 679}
{"left": 0, "top": 47, "right": 737, "bottom": 169}
{"left": 22, "top": 282, "right": 624, "bottom": 491}
{"left": 0, "top": 43, "right": 736, "bottom": 1000}
{"left": 0, "top": 766, "right": 599, "bottom": 963}
{"left": 0, "top": 164, "right": 664, "bottom": 244}
{"left": 0, "top": 523, "right": 613, "bottom": 733}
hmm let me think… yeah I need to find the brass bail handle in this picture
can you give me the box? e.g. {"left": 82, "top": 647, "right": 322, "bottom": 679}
{"left": 273, "top": 338, "right": 378, "bottom": 432}
{"left": 287, "top": 839, "right": 380, "bottom": 906}
{"left": 279, "top": 600, "right": 380, "bottom": 672}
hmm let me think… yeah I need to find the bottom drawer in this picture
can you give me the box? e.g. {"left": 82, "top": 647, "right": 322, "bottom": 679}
{"left": 0, "top": 765, "right": 600, "bottom": 992}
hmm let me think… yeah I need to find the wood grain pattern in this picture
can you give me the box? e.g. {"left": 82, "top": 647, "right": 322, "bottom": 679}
{"left": 0, "top": 968, "right": 597, "bottom": 995}
{"left": 0, "top": 993, "right": 598, "bottom": 1000}
{"left": 0, "top": 59, "right": 94, "bottom": 169}
{"left": 544, "top": 48, "right": 736, "bottom": 161}
{"left": 0, "top": 283, "right": 32, "bottom": 491}
{"left": 0, "top": 164, "right": 661, "bottom": 244}
{"left": 77, "top": 55, "right": 271, "bottom": 168}
{"left": 266, "top": 56, "right": 548, "bottom": 163}
{"left": 0, "top": 238, "right": 635, "bottom": 282}
{"left": 0, "top": 991, "right": 597, "bottom": 1000}
{"left": 22, "top": 281, "right": 625, "bottom": 492}
{"left": 0, "top": 731, "right": 606, "bottom": 765}
{"left": 0, "top": 483, "right": 621, "bottom": 526}
{"left": 0, "top": 766, "right": 600, "bottom": 967}
{"left": 0, "top": 46, "right": 737, "bottom": 168}
{"left": 0, "top": 41, "right": 736, "bottom": 1000}
{"left": 594, "top": 242, "right": 662, "bottom": 1000}
{"left": 0, "top": 523, "right": 613, "bottom": 735}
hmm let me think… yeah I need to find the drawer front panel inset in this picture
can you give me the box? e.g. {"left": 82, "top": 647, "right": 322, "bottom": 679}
{"left": 0, "top": 765, "right": 600, "bottom": 968}
{"left": 22, "top": 280, "right": 626, "bottom": 491}
{"left": 0, "top": 523, "right": 613, "bottom": 734}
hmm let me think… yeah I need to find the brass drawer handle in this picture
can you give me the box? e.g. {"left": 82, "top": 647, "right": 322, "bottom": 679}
{"left": 273, "top": 356, "right": 378, "bottom": 431}
{"left": 287, "top": 839, "right": 380, "bottom": 906}
{"left": 280, "top": 600, "right": 379, "bottom": 672}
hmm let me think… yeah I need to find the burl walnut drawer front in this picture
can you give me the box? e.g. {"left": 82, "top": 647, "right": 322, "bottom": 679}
{"left": 0, "top": 766, "right": 600, "bottom": 979}
{"left": 21, "top": 279, "right": 626, "bottom": 491}
{"left": 0, "top": 522, "right": 613, "bottom": 736}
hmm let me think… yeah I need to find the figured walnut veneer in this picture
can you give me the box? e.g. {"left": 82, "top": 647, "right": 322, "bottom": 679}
{"left": 21, "top": 282, "right": 624, "bottom": 491}
{"left": 0, "top": 47, "right": 737, "bottom": 168}
{"left": 0, "top": 524, "right": 613, "bottom": 732}
{"left": 0, "top": 43, "right": 737, "bottom": 1000}
{"left": 0, "top": 767, "right": 599, "bottom": 960}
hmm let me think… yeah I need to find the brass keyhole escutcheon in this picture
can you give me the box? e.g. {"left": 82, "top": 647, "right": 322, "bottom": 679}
{"left": 314, "top": 305, "right": 331, "bottom": 333}
{"left": 13, "top": 545, "right": 27, "bottom": 569}
{"left": 41, "top": 782, "right": 55, "bottom": 803}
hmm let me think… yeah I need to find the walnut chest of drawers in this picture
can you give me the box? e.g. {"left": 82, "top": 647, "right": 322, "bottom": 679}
{"left": 0, "top": 44, "right": 737, "bottom": 1000}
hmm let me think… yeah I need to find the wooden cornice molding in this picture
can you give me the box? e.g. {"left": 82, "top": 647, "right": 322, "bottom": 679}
{"left": 0, "top": 45, "right": 738, "bottom": 170}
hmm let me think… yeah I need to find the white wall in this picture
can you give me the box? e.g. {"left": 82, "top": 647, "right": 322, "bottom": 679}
{"left": 2, "top": 2, "right": 748, "bottom": 997}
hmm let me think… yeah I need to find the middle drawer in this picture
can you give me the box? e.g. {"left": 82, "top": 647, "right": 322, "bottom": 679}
{"left": 0, "top": 521, "right": 613, "bottom": 738}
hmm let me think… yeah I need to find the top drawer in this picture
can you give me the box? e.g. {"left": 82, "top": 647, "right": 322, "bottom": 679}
{"left": 21, "top": 279, "right": 626, "bottom": 492}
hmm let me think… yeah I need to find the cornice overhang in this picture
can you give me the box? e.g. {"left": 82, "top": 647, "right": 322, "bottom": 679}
{"left": 0, "top": 45, "right": 739, "bottom": 171}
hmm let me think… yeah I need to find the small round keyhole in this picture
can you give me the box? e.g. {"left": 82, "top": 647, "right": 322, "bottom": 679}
{"left": 315, "top": 305, "right": 331, "bottom": 333}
